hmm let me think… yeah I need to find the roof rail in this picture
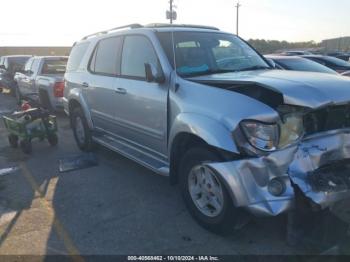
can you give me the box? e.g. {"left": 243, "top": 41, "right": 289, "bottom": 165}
{"left": 145, "top": 23, "right": 220, "bottom": 31}
{"left": 81, "top": 23, "right": 143, "bottom": 40}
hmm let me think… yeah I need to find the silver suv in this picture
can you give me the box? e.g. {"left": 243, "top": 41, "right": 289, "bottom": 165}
{"left": 64, "top": 23, "right": 350, "bottom": 233}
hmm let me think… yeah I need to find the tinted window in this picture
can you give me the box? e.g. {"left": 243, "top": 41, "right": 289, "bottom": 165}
{"left": 121, "top": 35, "right": 159, "bottom": 78}
{"left": 276, "top": 58, "right": 338, "bottom": 74}
{"left": 41, "top": 58, "right": 68, "bottom": 74}
{"left": 67, "top": 42, "right": 89, "bottom": 72}
{"left": 31, "top": 59, "right": 41, "bottom": 74}
{"left": 91, "top": 37, "right": 121, "bottom": 75}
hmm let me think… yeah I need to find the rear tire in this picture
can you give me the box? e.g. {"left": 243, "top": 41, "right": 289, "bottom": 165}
{"left": 39, "top": 89, "right": 53, "bottom": 111}
{"left": 71, "top": 107, "right": 95, "bottom": 151}
{"left": 8, "top": 134, "right": 18, "bottom": 148}
{"left": 20, "top": 139, "right": 32, "bottom": 154}
{"left": 15, "top": 86, "right": 22, "bottom": 105}
{"left": 47, "top": 133, "right": 58, "bottom": 146}
{"left": 179, "top": 147, "right": 241, "bottom": 234}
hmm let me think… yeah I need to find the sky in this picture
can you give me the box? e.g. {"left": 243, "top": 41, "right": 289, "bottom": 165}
{"left": 0, "top": 0, "right": 349, "bottom": 46}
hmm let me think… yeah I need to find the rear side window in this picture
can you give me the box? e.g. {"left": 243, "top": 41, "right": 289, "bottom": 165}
{"left": 67, "top": 42, "right": 89, "bottom": 72}
{"left": 121, "top": 35, "right": 159, "bottom": 79}
{"left": 90, "top": 37, "right": 121, "bottom": 75}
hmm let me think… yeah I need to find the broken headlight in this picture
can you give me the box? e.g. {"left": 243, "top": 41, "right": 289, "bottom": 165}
{"left": 240, "top": 121, "right": 279, "bottom": 151}
{"left": 278, "top": 114, "right": 304, "bottom": 148}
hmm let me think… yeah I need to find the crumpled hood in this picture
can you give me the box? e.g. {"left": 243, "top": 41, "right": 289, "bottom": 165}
{"left": 188, "top": 70, "right": 350, "bottom": 108}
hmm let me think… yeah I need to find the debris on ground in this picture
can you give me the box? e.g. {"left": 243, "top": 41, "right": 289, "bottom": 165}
{"left": 59, "top": 153, "right": 98, "bottom": 173}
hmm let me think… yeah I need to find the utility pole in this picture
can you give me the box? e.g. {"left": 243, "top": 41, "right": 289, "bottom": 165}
{"left": 235, "top": 1, "right": 241, "bottom": 36}
{"left": 170, "top": 0, "right": 174, "bottom": 24}
{"left": 166, "top": 0, "right": 177, "bottom": 24}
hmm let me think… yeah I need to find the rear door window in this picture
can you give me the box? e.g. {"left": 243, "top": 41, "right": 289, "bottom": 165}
{"left": 89, "top": 37, "right": 121, "bottom": 75}
{"left": 67, "top": 42, "right": 89, "bottom": 72}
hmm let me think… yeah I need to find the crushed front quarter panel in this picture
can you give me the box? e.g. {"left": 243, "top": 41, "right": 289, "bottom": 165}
{"left": 206, "top": 130, "right": 350, "bottom": 216}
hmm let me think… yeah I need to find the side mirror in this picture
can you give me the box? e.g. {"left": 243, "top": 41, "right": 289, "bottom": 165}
{"left": 266, "top": 58, "right": 277, "bottom": 68}
{"left": 0, "top": 65, "right": 6, "bottom": 70}
{"left": 145, "top": 63, "right": 165, "bottom": 84}
{"left": 26, "top": 70, "right": 34, "bottom": 75}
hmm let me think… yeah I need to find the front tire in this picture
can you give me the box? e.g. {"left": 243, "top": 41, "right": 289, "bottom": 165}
{"left": 71, "top": 107, "right": 95, "bottom": 151}
{"left": 179, "top": 147, "right": 240, "bottom": 234}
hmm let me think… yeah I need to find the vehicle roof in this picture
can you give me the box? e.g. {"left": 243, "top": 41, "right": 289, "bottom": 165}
{"left": 301, "top": 55, "right": 329, "bottom": 59}
{"left": 2, "top": 55, "right": 32, "bottom": 58}
{"left": 265, "top": 55, "right": 305, "bottom": 60}
{"left": 31, "top": 56, "right": 68, "bottom": 59}
{"left": 76, "top": 23, "right": 226, "bottom": 44}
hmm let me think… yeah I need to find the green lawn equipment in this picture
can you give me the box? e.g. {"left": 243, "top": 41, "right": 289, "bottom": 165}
{"left": 3, "top": 108, "right": 58, "bottom": 154}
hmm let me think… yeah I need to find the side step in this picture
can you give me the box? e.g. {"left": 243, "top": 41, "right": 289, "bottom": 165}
{"left": 92, "top": 134, "right": 169, "bottom": 176}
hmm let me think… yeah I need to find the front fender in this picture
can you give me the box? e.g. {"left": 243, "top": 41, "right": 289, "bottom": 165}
{"left": 169, "top": 113, "right": 239, "bottom": 154}
{"left": 67, "top": 88, "right": 94, "bottom": 129}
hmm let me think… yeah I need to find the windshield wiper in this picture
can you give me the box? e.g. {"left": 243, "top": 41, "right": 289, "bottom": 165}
{"left": 238, "top": 65, "right": 271, "bottom": 72}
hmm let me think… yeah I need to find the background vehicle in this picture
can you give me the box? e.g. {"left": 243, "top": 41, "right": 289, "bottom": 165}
{"left": 301, "top": 55, "right": 350, "bottom": 73}
{"left": 342, "top": 71, "right": 350, "bottom": 77}
{"left": 0, "top": 55, "right": 31, "bottom": 95}
{"left": 64, "top": 23, "right": 350, "bottom": 233}
{"left": 327, "top": 51, "right": 350, "bottom": 62}
{"left": 280, "top": 50, "right": 313, "bottom": 56}
{"left": 15, "top": 56, "right": 68, "bottom": 110}
{"left": 265, "top": 55, "right": 338, "bottom": 75}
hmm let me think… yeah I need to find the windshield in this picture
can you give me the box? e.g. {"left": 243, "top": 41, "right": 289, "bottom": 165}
{"left": 276, "top": 58, "right": 338, "bottom": 74}
{"left": 157, "top": 31, "right": 269, "bottom": 77}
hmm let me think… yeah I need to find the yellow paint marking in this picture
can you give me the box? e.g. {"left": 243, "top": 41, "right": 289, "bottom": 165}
{"left": 20, "top": 162, "right": 85, "bottom": 262}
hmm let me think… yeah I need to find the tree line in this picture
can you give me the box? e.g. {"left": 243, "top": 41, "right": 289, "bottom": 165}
{"left": 247, "top": 39, "right": 321, "bottom": 54}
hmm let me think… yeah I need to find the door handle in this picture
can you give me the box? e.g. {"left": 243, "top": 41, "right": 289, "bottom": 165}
{"left": 115, "top": 88, "right": 127, "bottom": 95}
{"left": 82, "top": 82, "right": 89, "bottom": 88}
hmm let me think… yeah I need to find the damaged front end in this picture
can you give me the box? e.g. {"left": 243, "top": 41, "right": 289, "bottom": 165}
{"left": 207, "top": 104, "right": 350, "bottom": 217}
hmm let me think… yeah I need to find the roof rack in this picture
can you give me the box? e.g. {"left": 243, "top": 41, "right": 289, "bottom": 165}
{"left": 145, "top": 23, "right": 220, "bottom": 31}
{"left": 81, "top": 23, "right": 143, "bottom": 40}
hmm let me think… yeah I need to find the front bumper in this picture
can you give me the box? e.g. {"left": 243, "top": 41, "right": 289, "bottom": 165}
{"left": 206, "top": 130, "right": 350, "bottom": 217}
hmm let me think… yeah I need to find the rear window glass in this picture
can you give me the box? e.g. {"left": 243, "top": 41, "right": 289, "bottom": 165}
{"left": 67, "top": 43, "right": 89, "bottom": 72}
{"left": 41, "top": 58, "right": 68, "bottom": 74}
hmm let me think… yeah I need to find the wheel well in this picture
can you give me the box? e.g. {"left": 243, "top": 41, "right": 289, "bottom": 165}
{"left": 169, "top": 133, "right": 241, "bottom": 185}
{"left": 68, "top": 99, "right": 81, "bottom": 126}
{"left": 68, "top": 99, "right": 81, "bottom": 113}
{"left": 169, "top": 133, "right": 211, "bottom": 185}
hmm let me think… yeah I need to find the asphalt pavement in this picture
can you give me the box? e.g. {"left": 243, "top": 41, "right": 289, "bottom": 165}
{"left": 0, "top": 91, "right": 306, "bottom": 256}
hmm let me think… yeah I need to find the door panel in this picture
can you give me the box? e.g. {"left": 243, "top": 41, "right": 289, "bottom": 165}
{"left": 85, "top": 36, "right": 122, "bottom": 133}
{"left": 113, "top": 35, "right": 168, "bottom": 155}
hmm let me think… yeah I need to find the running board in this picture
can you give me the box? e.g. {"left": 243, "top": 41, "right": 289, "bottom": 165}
{"left": 92, "top": 135, "right": 169, "bottom": 176}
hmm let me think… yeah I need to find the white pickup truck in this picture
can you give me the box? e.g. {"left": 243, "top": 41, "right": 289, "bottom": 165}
{"left": 15, "top": 56, "right": 68, "bottom": 111}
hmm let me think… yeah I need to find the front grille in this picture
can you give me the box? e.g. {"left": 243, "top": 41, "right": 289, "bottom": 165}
{"left": 304, "top": 105, "right": 350, "bottom": 136}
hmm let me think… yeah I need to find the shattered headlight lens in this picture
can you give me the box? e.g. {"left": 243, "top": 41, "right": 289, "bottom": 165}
{"left": 241, "top": 121, "right": 279, "bottom": 151}
{"left": 278, "top": 114, "right": 304, "bottom": 148}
